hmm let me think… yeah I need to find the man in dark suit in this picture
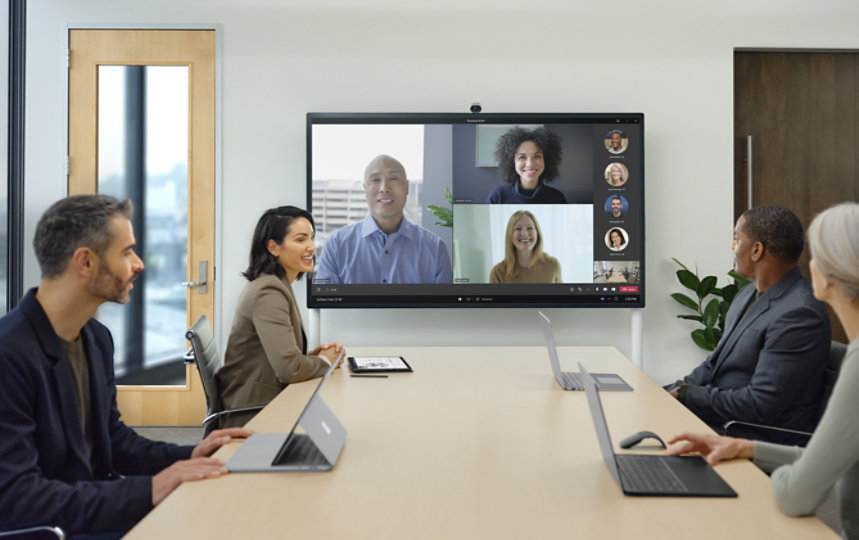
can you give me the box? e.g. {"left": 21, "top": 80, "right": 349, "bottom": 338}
{"left": 0, "top": 195, "right": 251, "bottom": 537}
{"left": 667, "top": 206, "right": 830, "bottom": 445}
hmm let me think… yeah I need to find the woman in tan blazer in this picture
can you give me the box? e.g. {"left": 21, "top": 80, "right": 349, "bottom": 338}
{"left": 217, "top": 206, "right": 344, "bottom": 428}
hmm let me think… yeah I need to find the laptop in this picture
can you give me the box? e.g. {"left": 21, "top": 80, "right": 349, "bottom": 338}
{"left": 537, "top": 311, "right": 632, "bottom": 391}
{"left": 578, "top": 362, "right": 736, "bottom": 497}
{"left": 226, "top": 357, "right": 346, "bottom": 472}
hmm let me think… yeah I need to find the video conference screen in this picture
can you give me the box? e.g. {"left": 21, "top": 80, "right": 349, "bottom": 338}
{"left": 307, "top": 112, "right": 644, "bottom": 308}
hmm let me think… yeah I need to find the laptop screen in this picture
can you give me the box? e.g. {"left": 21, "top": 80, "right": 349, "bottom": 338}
{"left": 578, "top": 362, "right": 623, "bottom": 486}
{"left": 538, "top": 311, "right": 565, "bottom": 382}
{"left": 283, "top": 355, "right": 342, "bottom": 440}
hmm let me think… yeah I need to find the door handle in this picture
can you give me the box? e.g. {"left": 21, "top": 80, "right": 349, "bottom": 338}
{"left": 181, "top": 260, "right": 208, "bottom": 294}
{"left": 746, "top": 135, "right": 753, "bottom": 210}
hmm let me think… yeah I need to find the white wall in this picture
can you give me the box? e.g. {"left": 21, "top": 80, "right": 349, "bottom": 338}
{"left": 24, "top": 0, "right": 859, "bottom": 384}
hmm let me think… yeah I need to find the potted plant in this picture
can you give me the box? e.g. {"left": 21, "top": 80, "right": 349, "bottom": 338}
{"left": 671, "top": 258, "right": 752, "bottom": 351}
{"left": 427, "top": 187, "right": 453, "bottom": 228}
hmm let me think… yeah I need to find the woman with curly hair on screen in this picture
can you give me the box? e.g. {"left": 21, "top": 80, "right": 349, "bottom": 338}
{"left": 485, "top": 126, "right": 567, "bottom": 204}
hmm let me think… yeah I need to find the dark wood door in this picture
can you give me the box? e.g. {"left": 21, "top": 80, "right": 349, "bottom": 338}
{"left": 734, "top": 51, "right": 858, "bottom": 343}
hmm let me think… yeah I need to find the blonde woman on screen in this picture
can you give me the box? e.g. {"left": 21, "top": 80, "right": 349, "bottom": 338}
{"left": 669, "top": 202, "right": 859, "bottom": 539}
{"left": 489, "top": 210, "right": 562, "bottom": 284}
{"left": 605, "top": 162, "right": 628, "bottom": 187}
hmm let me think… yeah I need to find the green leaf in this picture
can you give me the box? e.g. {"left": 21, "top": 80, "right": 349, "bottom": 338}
{"left": 676, "top": 269, "right": 700, "bottom": 291}
{"left": 671, "top": 293, "right": 699, "bottom": 311}
{"left": 697, "top": 275, "right": 717, "bottom": 299}
{"left": 426, "top": 205, "right": 453, "bottom": 228}
{"left": 721, "top": 283, "right": 739, "bottom": 303}
{"left": 677, "top": 314, "right": 704, "bottom": 322}
{"left": 672, "top": 258, "right": 691, "bottom": 272}
{"left": 704, "top": 325, "right": 716, "bottom": 344}
{"left": 691, "top": 329, "right": 715, "bottom": 351}
{"left": 702, "top": 298, "right": 720, "bottom": 328}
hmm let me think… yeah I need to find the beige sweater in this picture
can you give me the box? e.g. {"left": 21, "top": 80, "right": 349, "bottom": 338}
{"left": 489, "top": 255, "right": 562, "bottom": 284}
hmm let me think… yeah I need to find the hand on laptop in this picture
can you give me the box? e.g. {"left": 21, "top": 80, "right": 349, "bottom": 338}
{"left": 667, "top": 432, "right": 755, "bottom": 466}
{"left": 191, "top": 427, "right": 254, "bottom": 459}
{"left": 151, "top": 428, "right": 254, "bottom": 506}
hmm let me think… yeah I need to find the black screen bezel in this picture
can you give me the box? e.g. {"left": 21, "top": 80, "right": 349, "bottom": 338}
{"left": 306, "top": 112, "right": 645, "bottom": 309}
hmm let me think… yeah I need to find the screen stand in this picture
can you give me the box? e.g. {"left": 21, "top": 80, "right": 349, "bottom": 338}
{"left": 630, "top": 308, "right": 643, "bottom": 369}
{"left": 309, "top": 308, "right": 321, "bottom": 350}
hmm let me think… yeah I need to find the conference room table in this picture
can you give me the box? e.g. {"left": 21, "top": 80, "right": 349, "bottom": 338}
{"left": 126, "top": 346, "right": 838, "bottom": 539}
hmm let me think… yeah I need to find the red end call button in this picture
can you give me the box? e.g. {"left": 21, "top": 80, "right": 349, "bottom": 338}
{"left": 620, "top": 286, "right": 638, "bottom": 293}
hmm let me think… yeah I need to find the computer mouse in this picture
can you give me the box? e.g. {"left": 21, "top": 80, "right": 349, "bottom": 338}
{"left": 619, "top": 430, "right": 667, "bottom": 449}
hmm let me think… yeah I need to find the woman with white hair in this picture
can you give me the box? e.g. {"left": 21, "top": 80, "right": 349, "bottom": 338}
{"left": 605, "top": 162, "right": 627, "bottom": 187}
{"left": 668, "top": 201, "right": 859, "bottom": 539}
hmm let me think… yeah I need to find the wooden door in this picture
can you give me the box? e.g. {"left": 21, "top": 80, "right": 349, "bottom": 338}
{"left": 734, "top": 50, "right": 858, "bottom": 343}
{"left": 68, "top": 29, "right": 215, "bottom": 425}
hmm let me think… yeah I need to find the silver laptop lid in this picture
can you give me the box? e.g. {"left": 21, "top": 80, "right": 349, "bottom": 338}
{"left": 537, "top": 311, "right": 565, "bottom": 384}
{"left": 298, "top": 393, "right": 346, "bottom": 465}
{"left": 284, "top": 355, "right": 342, "bottom": 440}
{"left": 578, "top": 362, "right": 622, "bottom": 487}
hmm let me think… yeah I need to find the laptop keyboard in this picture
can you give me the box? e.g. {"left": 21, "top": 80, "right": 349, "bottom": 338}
{"left": 273, "top": 434, "right": 328, "bottom": 466}
{"left": 616, "top": 455, "right": 688, "bottom": 493}
{"left": 562, "top": 372, "right": 584, "bottom": 390}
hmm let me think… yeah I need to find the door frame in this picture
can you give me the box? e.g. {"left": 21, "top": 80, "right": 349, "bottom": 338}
{"left": 65, "top": 25, "right": 224, "bottom": 425}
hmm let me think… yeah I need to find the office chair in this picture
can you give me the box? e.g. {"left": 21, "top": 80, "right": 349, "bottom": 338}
{"left": 0, "top": 526, "right": 66, "bottom": 539}
{"left": 723, "top": 340, "right": 849, "bottom": 445}
{"left": 185, "top": 315, "right": 265, "bottom": 436}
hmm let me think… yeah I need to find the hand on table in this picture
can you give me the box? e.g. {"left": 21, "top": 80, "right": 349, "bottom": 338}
{"left": 313, "top": 342, "right": 346, "bottom": 367}
{"left": 666, "top": 432, "right": 755, "bottom": 466}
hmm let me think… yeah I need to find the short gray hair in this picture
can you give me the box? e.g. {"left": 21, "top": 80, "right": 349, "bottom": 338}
{"left": 33, "top": 194, "right": 134, "bottom": 278}
{"left": 807, "top": 201, "right": 859, "bottom": 300}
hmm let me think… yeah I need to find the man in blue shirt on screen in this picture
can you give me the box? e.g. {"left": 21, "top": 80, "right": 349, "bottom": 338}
{"left": 315, "top": 154, "right": 453, "bottom": 284}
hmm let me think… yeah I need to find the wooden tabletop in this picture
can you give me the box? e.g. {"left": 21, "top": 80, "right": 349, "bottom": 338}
{"left": 126, "top": 346, "right": 838, "bottom": 539}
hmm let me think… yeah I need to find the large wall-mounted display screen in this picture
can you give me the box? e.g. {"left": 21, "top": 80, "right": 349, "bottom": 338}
{"left": 307, "top": 112, "right": 643, "bottom": 308}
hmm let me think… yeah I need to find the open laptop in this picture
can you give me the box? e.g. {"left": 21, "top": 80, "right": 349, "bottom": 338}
{"left": 578, "top": 362, "right": 736, "bottom": 497}
{"left": 226, "top": 357, "right": 346, "bottom": 472}
{"left": 538, "top": 311, "right": 632, "bottom": 391}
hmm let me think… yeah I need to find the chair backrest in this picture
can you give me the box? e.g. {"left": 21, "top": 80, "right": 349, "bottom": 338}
{"left": 0, "top": 525, "right": 66, "bottom": 538}
{"left": 185, "top": 315, "right": 223, "bottom": 419}
{"left": 818, "top": 340, "right": 849, "bottom": 418}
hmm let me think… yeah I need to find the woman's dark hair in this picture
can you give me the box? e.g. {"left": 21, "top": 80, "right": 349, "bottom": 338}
{"left": 494, "top": 127, "right": 563, "bottom": 186}
{"left": 243, "top": 206, "right": 315, "bottom": 281}
{"left": 609, "top": 228, "right": 626, "bottom": 247}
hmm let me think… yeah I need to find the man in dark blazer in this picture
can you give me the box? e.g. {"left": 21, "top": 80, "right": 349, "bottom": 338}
{"left": 667, "top": 206, "right": 830, "bottom": 445}
{"left": 0, "top": 195, "right": 251, "bottom": 537}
